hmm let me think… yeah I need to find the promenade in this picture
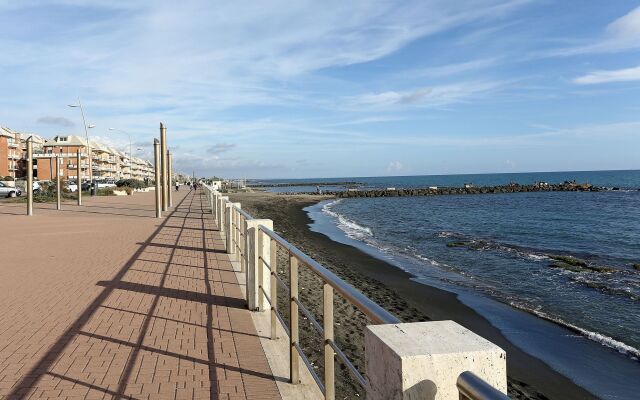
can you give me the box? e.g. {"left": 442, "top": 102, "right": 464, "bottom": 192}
{"left": 0, "top": 191, "right": 281, "bottom": 399}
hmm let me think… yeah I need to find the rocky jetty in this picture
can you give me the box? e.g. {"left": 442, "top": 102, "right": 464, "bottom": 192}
{"left": 286, "top": 181, "right": 601, "bottom": 198}
{"left": 270, "top": 181, "right": 611, "bottom": 198}
{"left": 249, "top": 181, "right": 360, "bottom": 188}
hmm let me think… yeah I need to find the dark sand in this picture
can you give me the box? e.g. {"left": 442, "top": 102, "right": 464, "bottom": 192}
{"left": 229, "top": 191, "right": 598, "bottom": 400}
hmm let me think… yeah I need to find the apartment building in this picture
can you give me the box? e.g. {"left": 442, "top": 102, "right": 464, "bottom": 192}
{"left": 1, "top": 127, "right": 156, "bottom": 182}
{"left": 34, "top": 135, "right": 89, "bottom": 181}
{"left": 33, "top": 135, "right": 154, "bottom": 182}
{"left": 0, "top": 127, "right": 22, "bottom": 178}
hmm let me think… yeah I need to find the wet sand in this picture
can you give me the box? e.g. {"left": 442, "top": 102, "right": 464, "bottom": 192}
{"left": 228, "top": 191, "right": 598, "bottom": 400}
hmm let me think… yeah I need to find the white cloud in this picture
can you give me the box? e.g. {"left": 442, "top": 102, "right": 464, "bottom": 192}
{"left": 387, "top": 161, "right": 405, "bottom": 173}
{"left": 0, "top": 0, "right": 532, "bottom": 178}
{"left": 348, "top": 81, "right": 505, "bottom": 109}
{"left": 545, "top": 6, "right": 640, "bottom": 56}
{"left": 573, "top": 65, "right": 640, "bottom": 85}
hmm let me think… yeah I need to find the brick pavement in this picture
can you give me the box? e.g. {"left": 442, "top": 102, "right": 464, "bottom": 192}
{"left": 0, "top": 190, "right": 282, "bottom": 400}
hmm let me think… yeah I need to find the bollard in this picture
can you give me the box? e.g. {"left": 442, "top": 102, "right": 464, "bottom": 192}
{"left": 26, "top": 137, "right": 33, "bottom": 216}
{"left": 76, "top": 151, "right": 82, "bottom": 206}
{"left": 364, "top": 321, "right": 507, "bottom": 400}
{"left": 245, "top": 219, "right": 273, "bottom": 311}
{"left": 56, "top": 156, "right": 61, "bottom": 210}
{"left": 160, "top": 122, "right": 168, "bottom": 212}
{"left": 153, "top": 139, "right": 162, "bottom": 218}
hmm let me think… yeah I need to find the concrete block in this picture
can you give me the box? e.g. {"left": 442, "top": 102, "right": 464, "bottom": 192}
{"left": 245, "top": 219, "right": 273, "bottom": 311}
{"left": 365, "top": 321, "right": 506, "bottom": 400}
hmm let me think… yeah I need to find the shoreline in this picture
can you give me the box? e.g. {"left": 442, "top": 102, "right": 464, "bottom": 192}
{"left": 228, "top": 191, "right": 598, "bottom": 400}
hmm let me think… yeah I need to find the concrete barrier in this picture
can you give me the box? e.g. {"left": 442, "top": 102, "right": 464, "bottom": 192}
{"left": 365, "top": 321, "right": 507, "bottom": 400}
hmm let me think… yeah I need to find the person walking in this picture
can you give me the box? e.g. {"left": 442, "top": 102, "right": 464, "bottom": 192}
{"left": 175, "top": 182, "right": 179, "bottom": 191}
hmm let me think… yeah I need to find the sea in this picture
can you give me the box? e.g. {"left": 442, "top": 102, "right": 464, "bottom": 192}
{"left": 258, "top": 170, "right": 640, "bottom": 400}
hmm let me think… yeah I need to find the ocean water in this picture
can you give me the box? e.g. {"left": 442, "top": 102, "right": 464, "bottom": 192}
{"left": 259, "top": 169, "right": 640, "bottom": 192}
{"left": 294, "top": 170, "right": 640, "bottom": 399}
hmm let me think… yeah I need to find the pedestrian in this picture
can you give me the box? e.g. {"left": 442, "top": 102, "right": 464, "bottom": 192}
{"left": 175, "top": 182, "right": 179, "bottom": 191}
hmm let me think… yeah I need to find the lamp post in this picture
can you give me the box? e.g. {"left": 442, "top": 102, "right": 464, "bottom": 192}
{"left": 108, "top": 128, "right": 133, "bottom": 179}
{"left": 68, "top": 98, "right": 95, "bottom": 183}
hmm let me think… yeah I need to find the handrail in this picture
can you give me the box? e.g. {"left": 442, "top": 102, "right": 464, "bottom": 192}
{"left": 201, "top": 183, "right": 505, "bottom": 400}
{"left": 259, "top": 225, "right": 400, "bottom": 325}
{"left": 457, "top": 371, "right": 510, "bottom": 400}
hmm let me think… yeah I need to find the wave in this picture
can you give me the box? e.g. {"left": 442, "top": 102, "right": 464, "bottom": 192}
{"left": 322, "top": 199, "right": 373, "bottom": 240}
{"left": 507, "top": 301, "right": 640, "bottom": 360}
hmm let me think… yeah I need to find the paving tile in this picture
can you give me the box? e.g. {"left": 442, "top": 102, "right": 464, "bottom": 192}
{"left": 0, "top": 191, "right": 281, "bottom": 399}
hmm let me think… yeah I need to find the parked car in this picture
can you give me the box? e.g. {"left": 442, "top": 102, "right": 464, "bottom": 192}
{"left": 66, "top": 180, "right": 78, "bottom": 192}
{"left": 97, "top": 180, "right": 117, "bottom": 189}
{"left": 33, "top": 181, "right": 42, "bottom": 195}
{"left": 0, "top": 182, "right": 22, "bottom": 198}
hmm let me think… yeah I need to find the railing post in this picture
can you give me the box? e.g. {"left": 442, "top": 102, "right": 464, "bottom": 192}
{"left": 270, "top": 238, "right": 278, "bottom": 339}
{"left": 218, "top": 195, "right": 228, "bottom": 232}
{"left": 364, "top": 321, "right": 507, "bottom": 400}
{"left": 324, "top": 283, "right": 335, "bottom": 400}
{"left": 289, "top": 253, "right": 300, "bottom": 384}
{"left": 245, "top": 220, "right": 273, "bottom": 311}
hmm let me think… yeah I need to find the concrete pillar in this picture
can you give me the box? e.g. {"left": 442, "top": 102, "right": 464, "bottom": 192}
{"left": 245, "top": 219, "right": 273, "bottom": 311}
{"left": 225, "top": 202, "right": 241, "bottom": 255}
{"left": 56, "top": 156, "right": 61, "bottom": 210}
{"left": 153, "top": 139, "right": 162, "bottom": 218}
{"left": 160, "top": 122, "right": 168, "bottom": 212}
{"left": 26, "top": 138, "right": 33, "bottom": 216}
{"left": 218, "top": 195, "right": 228, "bottom": 232}
{"left": 167, "top": 150, "right": 173, "bottom": 208}
{"left": 212, "top": 191, "right": 219, "bottom": 220}
{"left": 77, "top": 151, "right": 82, "bottom": 206}
{"left": 364, "top": 321, "right": 507, "bottom": 400}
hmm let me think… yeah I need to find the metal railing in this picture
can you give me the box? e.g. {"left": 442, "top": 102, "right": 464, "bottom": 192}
{"left": 202, "top": 183, "right": 508, "bottom": 400}
{"left": 457, "top": 371, "right": 510, "bottom": 400}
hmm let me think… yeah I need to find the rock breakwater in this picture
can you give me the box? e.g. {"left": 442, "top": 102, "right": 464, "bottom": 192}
{"left": 284, "top": 181, "right": 617, "bottom": 197}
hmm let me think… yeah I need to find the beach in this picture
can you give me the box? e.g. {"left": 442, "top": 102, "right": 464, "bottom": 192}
{"left": 228, "top": 191, "right": 598, "bottom": 400}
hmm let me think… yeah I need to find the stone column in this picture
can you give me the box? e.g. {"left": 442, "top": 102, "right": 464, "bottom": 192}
{"left": 365, "top": 321, "right": 507, "bottom": 400}
{"left": 245, "top": 219, "right": 273, "bottom": 311}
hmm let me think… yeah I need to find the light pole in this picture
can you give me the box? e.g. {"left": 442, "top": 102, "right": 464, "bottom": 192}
{"left": 108, "top": 128, "right": 133, "bottom": 179}
{"left": 68, "top": 98, "right": 95, "bottom": 183}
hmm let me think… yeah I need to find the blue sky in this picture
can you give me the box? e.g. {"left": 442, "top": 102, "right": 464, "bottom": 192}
{"left": 1, "top": 0, "right": 639, "bottom": 178}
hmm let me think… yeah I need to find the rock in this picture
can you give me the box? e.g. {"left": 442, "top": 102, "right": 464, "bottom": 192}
{"left": 549, "top": 261, "right": 590, "bottom": 273}
{"left": 549, "top": 255, "right": 587, "bottom": 267}
{"left": 634, "top": 264, "right": 640, "bottom": 271}
{"left": 446, "top": 241, "right": 469, "bottom": 248}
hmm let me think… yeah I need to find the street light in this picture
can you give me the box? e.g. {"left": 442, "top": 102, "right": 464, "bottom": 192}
{"left": 108, "top": 128, "right": 133, "bottom": 179}
{"left": 68, "top": 98, "right": 95, "bottom": 182}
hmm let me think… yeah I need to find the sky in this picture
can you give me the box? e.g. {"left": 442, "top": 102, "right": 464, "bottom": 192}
{"left": 0, "top": 0, "right": 639, "bottom": 179}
